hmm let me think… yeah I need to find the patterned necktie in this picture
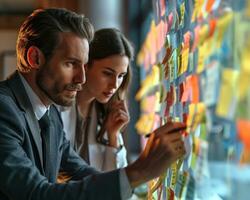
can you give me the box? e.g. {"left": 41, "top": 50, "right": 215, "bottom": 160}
{"left": 39, "top": 110, "right": 53, "bottom": 181}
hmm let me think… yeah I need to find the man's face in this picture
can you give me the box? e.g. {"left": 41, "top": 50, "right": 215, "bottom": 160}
{"left": 36, "top": 32, "right": 89, "bottom": 106}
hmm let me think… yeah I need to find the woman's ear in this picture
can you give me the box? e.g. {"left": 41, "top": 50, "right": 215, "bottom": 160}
{"left": 26, "top": 46, "right": 45, "bottom": 69}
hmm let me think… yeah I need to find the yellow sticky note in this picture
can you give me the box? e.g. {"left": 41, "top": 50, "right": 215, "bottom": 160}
{"left": 136, "top": 50, "right": 143, "bottom": 66}
{"left": 198, "top": 24, "right": 209, "bottom": 45}
{"left": 187, "top": 103, "right": 206, "bottom": 133}
{"left": 192, "top": 0, "right": 205, "bottom": 21}
{"left": 237, "top": 72, "right": 250, "bottom": 100}
{"left": 180, "top": 2, "right": 185, "bottom": 26}
{"left": 246, "top": 0, "right": 250, "bottom": 17}
{"left": 180, "top": 47, "right": 189, "bottom": 75}
{"left": 237, "top": 48, "right": 250, "bottom": 100}
{"left": 216, "top": 68, "right": 239, "bottom": 118}
{"left": 241, "top": 48, "right": 250, "bottom": 73}
{"left": 135, "top": 113, "right": 155, "bottom": 135}
{"left": 196, "top": 43, "right": 206, "bottom": 74}
{"left": 215, "top": 12, "right": 233, "bottom": 48}
{"left": 136, "top": 65, "right": 160, "bottom": 100}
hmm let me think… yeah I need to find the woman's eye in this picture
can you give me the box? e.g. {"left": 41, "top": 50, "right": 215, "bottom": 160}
{"left": 103, "top": 71, "right": 113, "bottom": 76}
{"left": 118, "top": 74, "right": 126, "bottom": 79}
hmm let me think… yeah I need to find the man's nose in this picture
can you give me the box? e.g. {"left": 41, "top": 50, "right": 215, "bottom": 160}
{"left": 74, "top": 65, "right": 86, "bottom": 84}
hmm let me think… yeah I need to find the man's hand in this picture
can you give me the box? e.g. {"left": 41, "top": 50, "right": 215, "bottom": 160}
{"left": 125, "top": 122, "right": 186, "bottom": 188}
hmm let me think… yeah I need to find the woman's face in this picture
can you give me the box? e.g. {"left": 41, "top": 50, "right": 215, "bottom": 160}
{"left": 84, "top": 54, "right": 129, "bottom": 103}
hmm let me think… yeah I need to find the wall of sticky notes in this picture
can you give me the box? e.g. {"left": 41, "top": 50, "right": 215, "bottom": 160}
{"left": 135, "top": 0, "right": 250, "bottom": 199}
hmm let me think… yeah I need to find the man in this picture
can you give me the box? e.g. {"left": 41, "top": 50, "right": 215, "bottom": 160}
{"left": 0, "top": 8, "right": 186, "bottom": 200}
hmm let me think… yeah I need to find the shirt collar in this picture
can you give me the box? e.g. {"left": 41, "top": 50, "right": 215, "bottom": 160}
{"left": 19, "top": 72, "right": 49, "bottom": 120}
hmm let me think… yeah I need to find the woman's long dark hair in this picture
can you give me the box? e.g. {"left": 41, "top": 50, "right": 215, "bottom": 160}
{"left": 88, "top": 28, "right": 134, "bottom": 140}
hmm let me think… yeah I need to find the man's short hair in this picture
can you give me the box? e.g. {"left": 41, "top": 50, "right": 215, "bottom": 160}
{"left": 16, "top": 8, "right": 94, "bottom": 72}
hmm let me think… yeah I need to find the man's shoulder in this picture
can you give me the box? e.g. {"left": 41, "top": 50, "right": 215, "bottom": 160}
{"left": 0, "top": 81, "right": 23, "bottom": 125}
{"left": 0, "top": 79, "right": 21, "bottom": 115}
{"left": 0, "top": 79, "right": 9, "bottom": 89}
{"left": 0, "top": 80, "right": 13, "bottom": 100}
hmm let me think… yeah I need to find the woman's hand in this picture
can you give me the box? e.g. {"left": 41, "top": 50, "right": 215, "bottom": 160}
{"left": 104, "top": 100, "right": 130, "bottom": 148}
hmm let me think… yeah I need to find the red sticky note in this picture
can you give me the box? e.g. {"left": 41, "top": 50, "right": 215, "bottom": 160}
{"left": 179, "top": 82, "right": 184, "bottom": 102}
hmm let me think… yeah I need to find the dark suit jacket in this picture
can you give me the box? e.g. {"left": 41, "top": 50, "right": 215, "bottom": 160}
{"left": 0, "top": 71, "right": 121, "bottom": 200}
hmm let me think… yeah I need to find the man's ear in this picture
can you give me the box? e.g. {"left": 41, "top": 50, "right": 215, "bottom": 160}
{"left": 27, "top": 46, "right": 45, "bottom": 69}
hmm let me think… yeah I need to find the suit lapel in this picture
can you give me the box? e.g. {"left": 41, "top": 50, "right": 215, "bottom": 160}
{"left": 7, "top": 71, "right": 44, "bottom": 169}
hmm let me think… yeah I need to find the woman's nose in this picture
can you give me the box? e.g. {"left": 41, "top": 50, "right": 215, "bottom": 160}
{"left": 110, "top": 77, "right": 119, "bottom": 89}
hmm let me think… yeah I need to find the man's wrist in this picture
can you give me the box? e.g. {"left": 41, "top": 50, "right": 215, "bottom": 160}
{"left": 125, "top": 163, "right": 146, "bottom": 189}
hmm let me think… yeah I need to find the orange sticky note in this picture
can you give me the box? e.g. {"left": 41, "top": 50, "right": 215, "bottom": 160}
{"left": 237, "top": 119, "right": 250, "bottom": 150}
{"left": 208, "top": 19, "right": 217, "bottom": 37}
{"left": 206, "top": 0, "right": 215, "bottom": 12}
{"left": 190, "top": 75, "right": 200, "bottom": 103}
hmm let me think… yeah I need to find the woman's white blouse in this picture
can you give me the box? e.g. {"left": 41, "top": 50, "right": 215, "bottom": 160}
{"left": 59, "top": 104, "right": 128, "bottom": 172}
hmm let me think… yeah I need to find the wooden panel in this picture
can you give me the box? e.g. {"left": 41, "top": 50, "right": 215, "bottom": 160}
{"left": 0, "top": 15, "right": 27, "bottom": 29}
{"left": 37, "top": 0, "right": 78, "bottom": 12}
{"left": 0, "top": 0, "right": 79, "bottom": 29}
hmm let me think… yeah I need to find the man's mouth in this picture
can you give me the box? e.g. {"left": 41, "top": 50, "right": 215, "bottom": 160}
{"left": 65, "top": 84, "right": 82, "bottom": 91}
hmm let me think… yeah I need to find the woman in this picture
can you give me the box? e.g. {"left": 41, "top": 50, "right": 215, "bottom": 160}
{"left": 60, "top": 28, "right": 134, "bottom": 171}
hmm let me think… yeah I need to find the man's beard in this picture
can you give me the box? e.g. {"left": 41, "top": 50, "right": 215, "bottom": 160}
{"left": 36, "top": 66, "right": 82, "bottom": 107}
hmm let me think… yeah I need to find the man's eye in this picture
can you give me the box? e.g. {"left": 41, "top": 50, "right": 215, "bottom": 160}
{"left": 65, "top": 62, "right": 73, "bottom": 67}
{"left": 65, "top": 61, "right": 78, "bottom": 68}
